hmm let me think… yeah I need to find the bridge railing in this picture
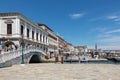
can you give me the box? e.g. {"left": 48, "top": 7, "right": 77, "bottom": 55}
{"left": 0, "top": 47, "right": 46, "bottom": 63}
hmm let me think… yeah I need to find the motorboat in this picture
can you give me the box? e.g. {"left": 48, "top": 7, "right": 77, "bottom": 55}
{"left": 114, "top": 57, "right": 120, "bottom": 62}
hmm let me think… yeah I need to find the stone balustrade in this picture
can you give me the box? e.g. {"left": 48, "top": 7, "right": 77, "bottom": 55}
{"left": 0, "top": 47, "right": 46, "bottom": 64}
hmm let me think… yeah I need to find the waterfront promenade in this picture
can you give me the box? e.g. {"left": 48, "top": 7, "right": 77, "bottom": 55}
{"left": 0, "top": 63, "right": 120, "bottom": 80}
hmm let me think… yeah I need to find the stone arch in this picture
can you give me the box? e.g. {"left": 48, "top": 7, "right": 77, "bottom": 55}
{"left": 4, "top": 41, "right": 15, "bottom": 47}
{"left": 29, "top": 53, "right": 41, "bottom": 63}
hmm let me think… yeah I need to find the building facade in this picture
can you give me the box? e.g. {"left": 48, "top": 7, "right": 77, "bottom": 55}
{"left": 66, "top": 43, "right": 74, "bottom": 52}
{"left": 0, "top": 12, "right": 48, "bottom": 52}
{"left": 74, "top": 46, "right": 87, "bottom": 54}
{"left": 38, "top": 24, "right": 58, "bottom": 57}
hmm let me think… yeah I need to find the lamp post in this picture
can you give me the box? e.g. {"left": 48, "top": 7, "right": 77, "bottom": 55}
{"left": 21, "top": 35, "right": 25, "bottom": 64}
{"left": 2, "top": 37, "right": 6, "bottom": 49}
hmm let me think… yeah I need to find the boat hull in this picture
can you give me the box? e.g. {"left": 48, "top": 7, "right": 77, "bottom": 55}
{"left": 114, "top": 57, "right": 120, "bottom": 62}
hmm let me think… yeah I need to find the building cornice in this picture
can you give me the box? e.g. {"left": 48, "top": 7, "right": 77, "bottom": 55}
{"left": 0, "top": 12, "right": 48, "bottom": 34}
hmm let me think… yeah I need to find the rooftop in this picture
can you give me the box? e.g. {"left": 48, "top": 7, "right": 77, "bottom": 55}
{"left": 38, "top": 23, "right": 53, "bottom": 32}
{"left": 0, "top": 12, "right": 22, "bottom": 17}
{"left": 0, "top": 12, "right": 40, "bottom": 29}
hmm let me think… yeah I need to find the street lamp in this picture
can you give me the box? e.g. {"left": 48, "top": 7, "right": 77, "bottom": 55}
{"left": 21, "top": 35, "right": 25, "bottom": 64}
{"left": 2, "top": 37, "right": 6, "bottom": 49}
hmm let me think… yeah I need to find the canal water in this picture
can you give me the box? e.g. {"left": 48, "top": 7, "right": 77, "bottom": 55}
{"left": 64, "top": 59, "right": 120, "bottom": 64}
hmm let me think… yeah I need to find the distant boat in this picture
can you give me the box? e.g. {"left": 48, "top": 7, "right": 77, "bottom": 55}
{"left": 114, "top": 57, "right": 120, "bottom": 62}
{"left": 80, "top": 60, "right": 88, "bottom": 63}
{"left": 106, "top": 57, "right": 115, "bottom": 60}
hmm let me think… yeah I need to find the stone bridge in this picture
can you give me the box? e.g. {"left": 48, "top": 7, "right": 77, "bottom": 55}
{"left": 0, "top": 48, "right": 47, "bottom": 66}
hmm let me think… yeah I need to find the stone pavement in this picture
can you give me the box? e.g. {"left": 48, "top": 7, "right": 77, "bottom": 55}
{"left": 0, "top": 63, "right": 120, "bottom": 80}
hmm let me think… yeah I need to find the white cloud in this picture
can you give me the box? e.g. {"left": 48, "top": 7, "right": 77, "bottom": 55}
{"left": 89, "top": 15, "right": 106, "bottom": 22}
{"left": 99, "top": 36, "right": 120, "bottom": 43}
{"left": 69, "top": 13, "right": 85, "bottom": 19}
{"left": 89, "top": 13, "right": 120, "bottom": 50}
{"left": 107, "top": 15, "right": 118, "bottom": 19}
{"left": 94, "top": 27, "right": 120, "bottom": 50}
{"left": 97, "top": 35, "right": 120, "bottom": 50}
{"left": 97, "top": 33, "right": 111, "bottom": 38}
{"left": 114, "top": 18, "right": 120, "bottom": 21}
{"left": 107, "top": 15, "right": 120, "bottom": 22}
{"left": 90, "top": 13, "right": 120, "bottom": 23}
{"left": 105, "top": 29, "right": 120, "bottom": 34}
{"left": 93, "top": 27, "right": 107, "bottom": 32}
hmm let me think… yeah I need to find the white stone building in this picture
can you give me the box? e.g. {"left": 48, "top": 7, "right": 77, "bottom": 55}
{"left": 38, "top": 24, "right": 58, "bottom": 58}
{"left": 0, "top": 12, "right": 48, "bottom": 52}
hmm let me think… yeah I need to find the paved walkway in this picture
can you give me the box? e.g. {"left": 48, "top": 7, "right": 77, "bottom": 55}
{"left": 0, "top": 63, "right": 120, "bottom": 80}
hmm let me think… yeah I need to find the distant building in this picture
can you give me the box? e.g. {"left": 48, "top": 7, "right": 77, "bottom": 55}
{"left": 56, "top": 35, "right": 75, "bottom": 55}
{"left": 103, "top": 50, "right": 120, "bottom": 54}
{"left": 74, "top": 46, "right": 87, "bottom": 54}
{"left": 66, "top": 43, "right": 73, "bottom": 52}
{"left": 57, "top": 35, "right": 66, "bottom": 54}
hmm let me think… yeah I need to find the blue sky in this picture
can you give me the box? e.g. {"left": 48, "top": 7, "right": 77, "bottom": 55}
{"left": 0, "top": 0, "right": 120, "bottom": 49}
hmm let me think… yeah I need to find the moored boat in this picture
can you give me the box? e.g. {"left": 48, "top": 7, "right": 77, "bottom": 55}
{"left": 114, "top": 57, "right": 120, "bottom": 62}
